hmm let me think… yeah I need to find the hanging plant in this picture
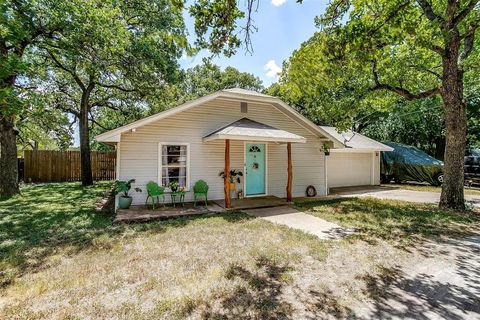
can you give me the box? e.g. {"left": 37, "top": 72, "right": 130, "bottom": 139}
{"left": 322, "top": 143, "right": 331, "bottom": 156}
{"left": 219, "top": 169, "right": 243, "bottom": 183}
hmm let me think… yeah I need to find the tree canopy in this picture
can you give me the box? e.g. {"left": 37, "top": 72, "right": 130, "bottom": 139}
{"left": 91, "top": 62, "right": 264, "bottom": 149}
{"left": 180, "top": 61, "right": 263, "bottom": 100}
{"left": 270, "top": 0, "right": 480, "bottom": 209}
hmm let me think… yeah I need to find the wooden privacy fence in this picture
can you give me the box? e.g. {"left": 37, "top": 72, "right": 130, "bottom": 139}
{"left": 24, "top": 150, "right": 116, "bottom": 183}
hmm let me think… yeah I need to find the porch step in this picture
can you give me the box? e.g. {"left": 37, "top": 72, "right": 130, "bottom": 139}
{"left": 213, "top": 196, "right": 288, "bottom": 210}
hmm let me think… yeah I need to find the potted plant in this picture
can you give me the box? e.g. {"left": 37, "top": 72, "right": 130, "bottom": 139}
{"left": 168, "top": 181, "right": 180, "bottom": 192}
{"left": 115, "top": 179, "right": 142, "bottom": 209}
{"left": 322, "top": 143, "right": 331, "bottom": 156}
{"left": 219, "top": 169, "right": 243, "bottom": 191}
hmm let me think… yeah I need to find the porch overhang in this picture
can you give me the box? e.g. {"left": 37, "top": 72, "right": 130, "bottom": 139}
{"left": 202, "top": 118, "right": 307, "bottom": 143}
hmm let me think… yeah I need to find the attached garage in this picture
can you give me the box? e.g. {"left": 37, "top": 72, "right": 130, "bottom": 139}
{"left": 320, "top": 126, "right": 393, "bottom": 191}
{"left": 327, "top": 152, "right": 378, "bottom": 188}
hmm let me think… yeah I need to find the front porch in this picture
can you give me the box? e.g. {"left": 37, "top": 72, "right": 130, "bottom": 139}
{"left": 114, "top": 196, "right": 288, "bottom": 223}
{"left": 203, "top": 117, "right": 306, "bottom": 209}
{"left": 114, "top": 202, "right": 224, "bottom": 223}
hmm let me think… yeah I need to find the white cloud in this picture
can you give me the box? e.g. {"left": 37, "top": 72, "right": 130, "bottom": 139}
{"left": 264, "top": 60, "right": 282, "bottom": 78}
{"left": 272, "top": 0, "right": 287, "bottom": 6}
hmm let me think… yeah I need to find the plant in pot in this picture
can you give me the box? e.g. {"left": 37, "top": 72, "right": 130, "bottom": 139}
{"left": 219, "top": 169, "right": 243, "bottom": 197}
{"left": 322, "top": 143, "right": 331, "bottom": 156}
{"left": 115, "top": 179, "right": 142, "bottom": 209}
{"left": 168, "top": 181, "right": 180, "bottom": 192}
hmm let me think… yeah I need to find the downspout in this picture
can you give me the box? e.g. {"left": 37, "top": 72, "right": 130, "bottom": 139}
{"left": 324, "top": 153, "right": 329, "bottom": 195}
{"left": 114, "top": 142, "right": 121, "bottom": 212}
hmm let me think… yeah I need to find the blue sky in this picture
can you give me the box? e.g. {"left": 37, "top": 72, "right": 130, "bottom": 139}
{"left": 180, "top": 0, "right": 328, "bottom": 87}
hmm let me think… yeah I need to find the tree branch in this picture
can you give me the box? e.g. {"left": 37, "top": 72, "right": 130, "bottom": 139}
{"left": 453, "top": 0, "right": 479, "bottom": 26}
{"left": 429, "top": 44, "right": 446, "bottom": 56}
{"left": 58, "top": 105, "right": 80, "bottom": 118}
{"left": 89, "top": 115, "right": 109, "bottom": 130}
{"left": 371, "top": 60, "right": 441, "bottom": 100}
{"left": 371, "top": 83, "right": 441, "bottom": 100}
{"left": 95, "top": 82, "right": 137, "bottom": 93}
{"left": 406, "top": 63, "right": 442, "bottom": 79}
{"left": 368, "top": 1, "right": 411, "bottom": 36}
{"left": 460, "top": 24, "right": 478, "bottom": 61}
{"left": 417, "top": 0, "right": 445, "bottom": 23}
{"left": 47, "top": 50, "right": 86, "bottom": 91}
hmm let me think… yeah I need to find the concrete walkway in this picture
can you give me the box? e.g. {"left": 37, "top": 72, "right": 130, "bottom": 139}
{"left": 244, "top": 205, "right": 349, "bottom": 240}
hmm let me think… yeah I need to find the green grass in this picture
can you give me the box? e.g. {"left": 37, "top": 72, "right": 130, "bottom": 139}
{"left": 0, "top": 182, "right": 117, "bottom": 286}
{"left": 0, "top": 182, "right": 254, "bottom": 287}
{"left": 296, "top": 197, "right": 480, "bottom": 245}
{"left": 0, "top": 182, "right": 333, "bottom": 319}
{"left": 2, "top": 182, "right": 480, "bottom": 318}
{"left": 384, "top": 183, "right": 480, "bottom": 196}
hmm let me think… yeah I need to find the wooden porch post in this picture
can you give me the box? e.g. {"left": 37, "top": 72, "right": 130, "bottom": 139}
{"left": 287, "top": 142, "right": 292, "bottom": 202}
{"left": 224, "top": 139, "right": 231, "bottom": 208}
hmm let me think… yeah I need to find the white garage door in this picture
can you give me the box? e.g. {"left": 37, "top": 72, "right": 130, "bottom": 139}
{"left": 327, "top": 152, "right": 373, "bottom": 188}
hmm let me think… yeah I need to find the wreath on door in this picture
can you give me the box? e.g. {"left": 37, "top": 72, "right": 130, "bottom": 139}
{"left": 306, "top": 185, "right": 317, "bottom": 197}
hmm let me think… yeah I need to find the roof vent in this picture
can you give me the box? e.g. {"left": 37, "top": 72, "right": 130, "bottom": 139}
{"left": 240, "top": 102, "right": 248, "bottom": 113}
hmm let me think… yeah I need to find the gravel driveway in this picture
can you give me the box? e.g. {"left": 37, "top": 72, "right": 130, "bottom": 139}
{"left": 330, "top": 186, "right": 480, "bottom": 209}
{"left": 351, "top": 234, "right": 480, "bottom": 319}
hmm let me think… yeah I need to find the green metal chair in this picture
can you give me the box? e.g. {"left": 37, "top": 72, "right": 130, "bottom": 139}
{"left": 145, "top": 181, "right": 165, "bottom": 209}
{"left": 193, "top": 180, "right": 209, "bottom": 207}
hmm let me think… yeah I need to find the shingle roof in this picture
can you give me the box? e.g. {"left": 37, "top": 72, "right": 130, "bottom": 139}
{"left": 204, "top": 118, "right": 306, "bottom": 143}
{"left": 222, "top": 88, "right": 273, "bottom": 98}
{"left": 320, "top": 126, "right": 393, "bottom": 151}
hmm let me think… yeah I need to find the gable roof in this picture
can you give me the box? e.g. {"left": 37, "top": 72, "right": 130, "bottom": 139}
{"left": 320, "top": 126, "right": 393, "bottom": 152}
{"left": 95, "top": 88, "right": 342, "bottom": 144}
{"left": 203, "top": 117, "right": 307, "bottom": 143}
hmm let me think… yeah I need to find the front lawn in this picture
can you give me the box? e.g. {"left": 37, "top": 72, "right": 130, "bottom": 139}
{"left": 1, "top": 183, "right": 479, "bottom": 319}
{"left": 296, "top": 197, "right": 480, "bottom": 245}
{"left": 1, "top": 182, "right": 331, "bottom": 319}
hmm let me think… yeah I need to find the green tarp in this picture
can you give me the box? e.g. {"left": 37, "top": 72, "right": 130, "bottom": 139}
{"left": 470, "top": 149, "right": 480, "bottom": 157}
{"left": 381, "top": 142, "right": 444, "bottom": 185}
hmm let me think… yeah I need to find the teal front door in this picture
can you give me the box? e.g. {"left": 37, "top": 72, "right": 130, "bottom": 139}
{"left": 245, "top": 143, "right": 266, "bottom": 196}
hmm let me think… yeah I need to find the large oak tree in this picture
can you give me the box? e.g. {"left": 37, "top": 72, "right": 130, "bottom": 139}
{"left": 273, "top": 0, "right": 479, "bottom": 210}
{"left": 36, "top": 0, "right": 186, "bottom": 186}
{"left": 0, "top": 0, "right": 73, "bottom": 197}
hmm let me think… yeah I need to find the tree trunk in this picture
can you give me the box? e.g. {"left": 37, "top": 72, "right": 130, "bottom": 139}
{"left": 79, "top": 95, "right": 93, "bottom": 186}
{"left": 439, "top": 37, "right": 466, "bottom": 210}
{"left": 0, "top": 115, "right": 19, "bottom": 197}
{"left": 434, "top": 136, "right": 446, "bottom": 161}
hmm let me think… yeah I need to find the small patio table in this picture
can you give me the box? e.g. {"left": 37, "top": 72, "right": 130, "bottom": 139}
{"left": 169, "top": 191, "right": 186, "bottom": 207}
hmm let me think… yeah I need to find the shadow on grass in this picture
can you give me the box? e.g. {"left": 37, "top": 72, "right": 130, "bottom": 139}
{"left": 296, "top": 197, "right": 480, "bottom": 245}
{"left": 199, "top": 255, "right": 352, "bottom": 319}
{"left": 358, "top": 265, "right": 480, "bottom": 319}
{"left": 0, "top": 182, "right": 249, "bottom": 288}
{"left": 202, "top": 256, "right": 350, "bottom": 319}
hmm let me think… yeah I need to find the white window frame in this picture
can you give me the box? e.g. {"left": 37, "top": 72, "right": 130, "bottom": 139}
{"left": 158, "top": 142, "right": 191, "bottom": 191}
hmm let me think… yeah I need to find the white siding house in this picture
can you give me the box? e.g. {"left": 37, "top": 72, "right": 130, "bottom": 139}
{"left": 96, "top": 89, "right": 391, "bottom": 208}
